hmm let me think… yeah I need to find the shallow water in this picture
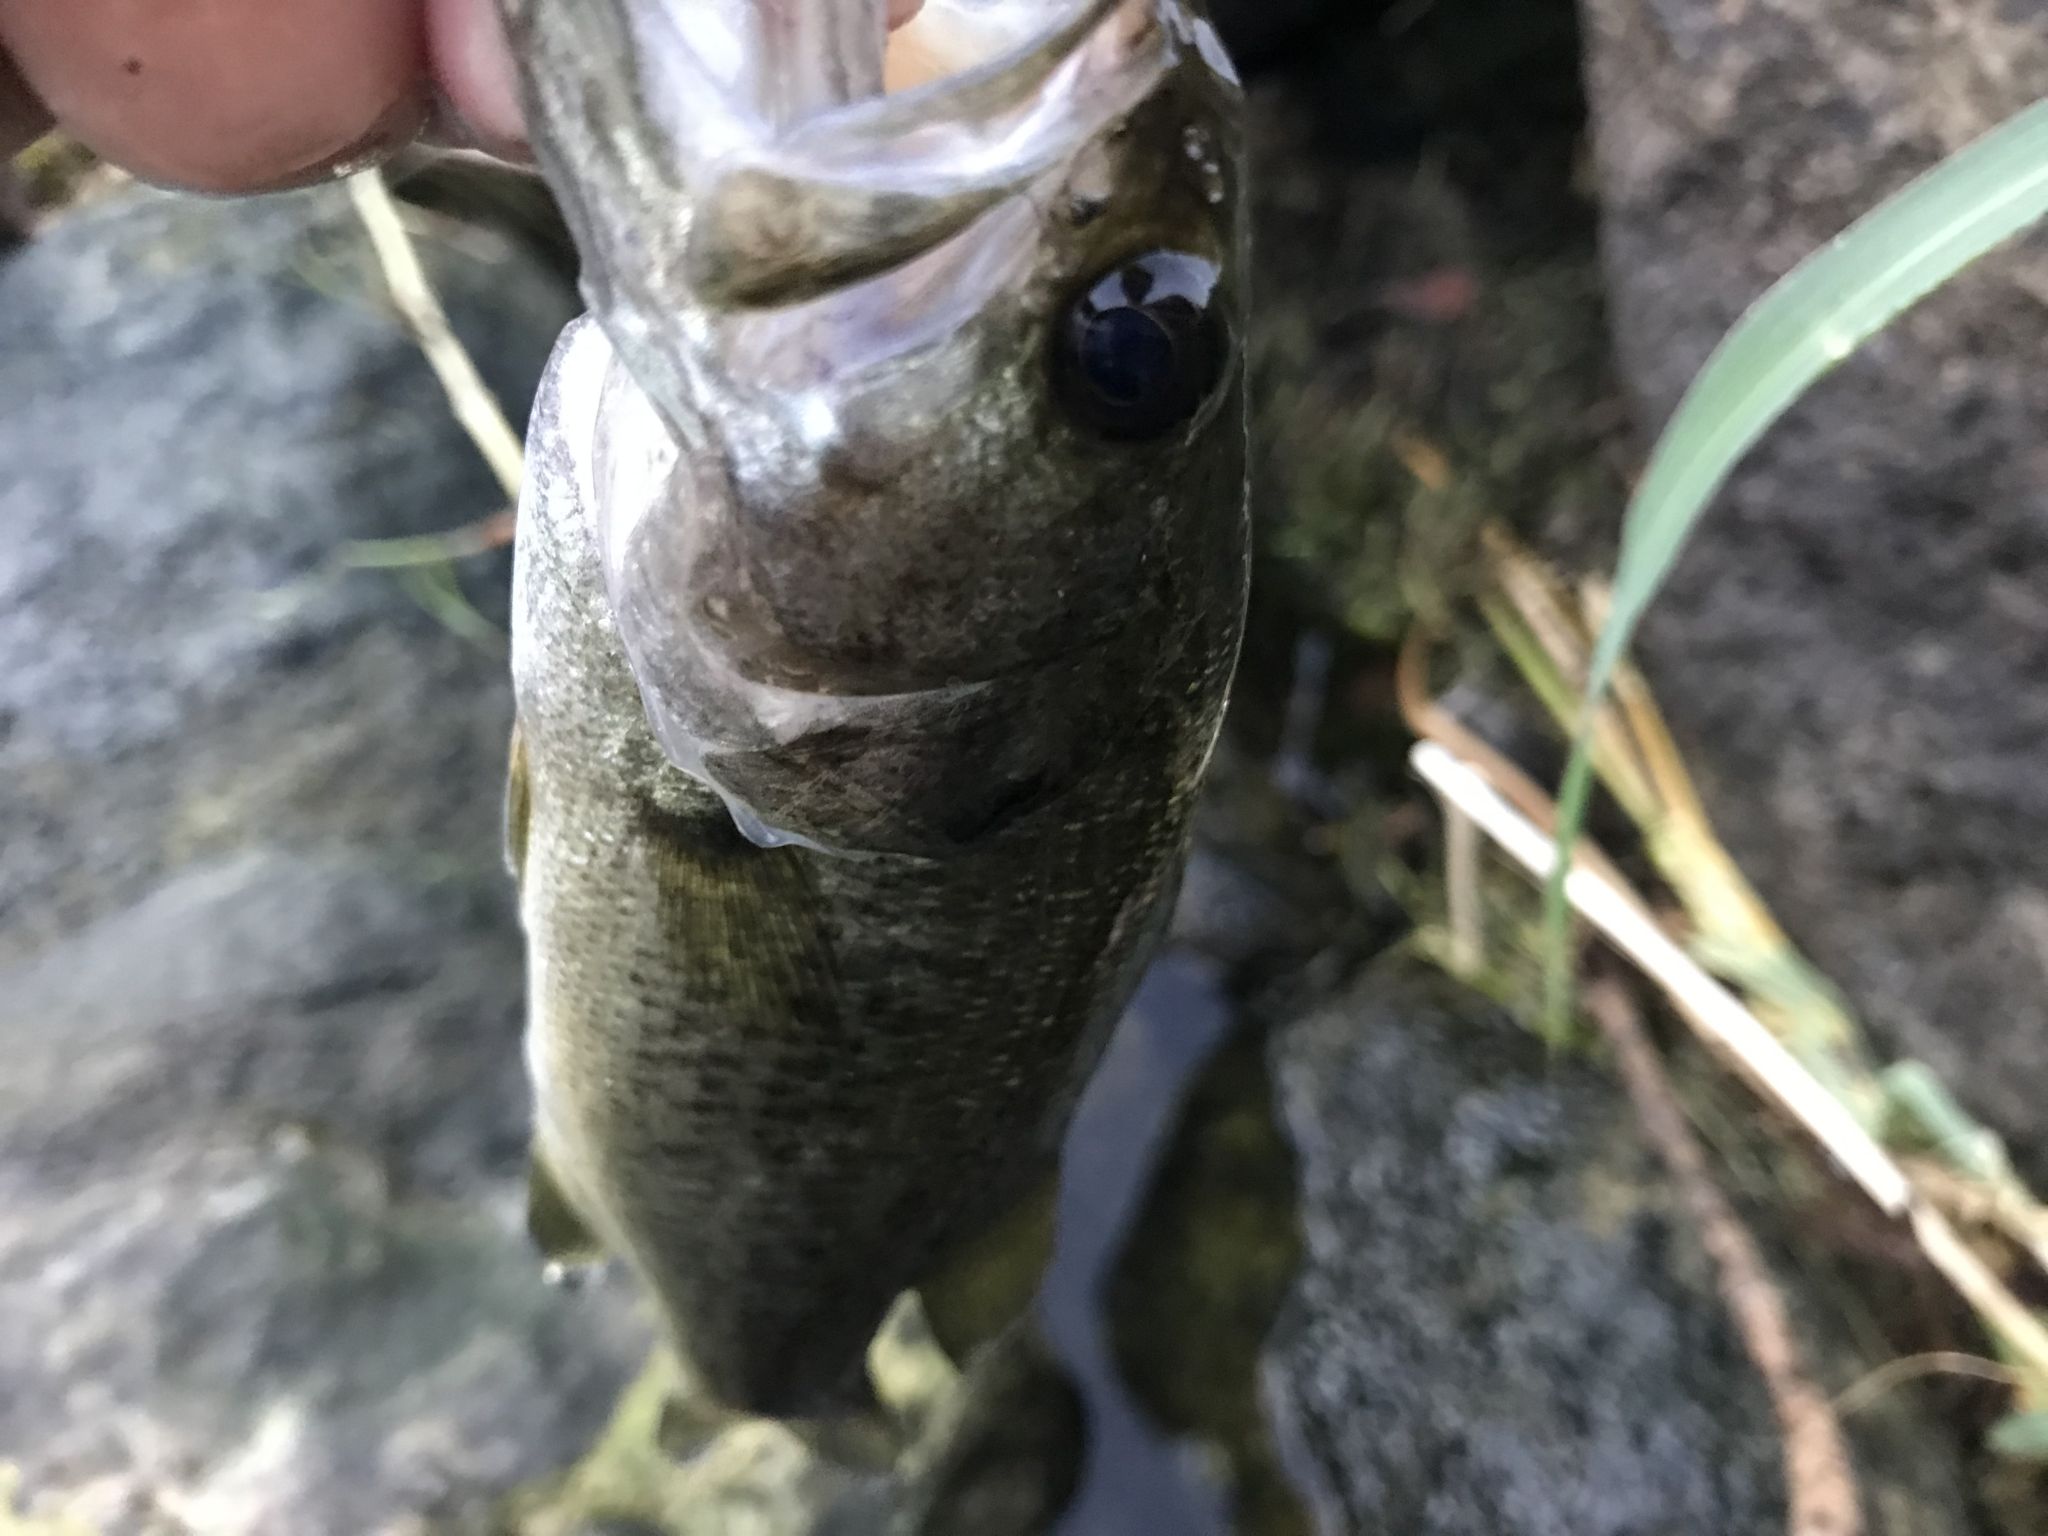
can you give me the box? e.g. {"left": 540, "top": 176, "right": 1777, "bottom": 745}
{"left": 1039, "top": 950, "right": 1239, "bottom": 1536}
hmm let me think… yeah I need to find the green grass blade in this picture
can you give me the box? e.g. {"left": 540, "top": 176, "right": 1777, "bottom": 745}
{"left": 1544, "top": 98, "right": 2048, "bottom": 1026}
{"left": 1990, "top": 1410, "right": 2048, "bottom": 1463}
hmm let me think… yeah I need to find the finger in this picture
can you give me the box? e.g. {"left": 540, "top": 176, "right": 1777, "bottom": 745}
{"left": 424, "top": 0, "right": 524, "bottom": 158}
{"left": 424, "top": 0, "right": 929, "bottom": 164}
{"left": 0, "top": 0, "right": 427, "bottom": 193}
{"left": 0, "top": 44, "right": 50, "bottom": 160}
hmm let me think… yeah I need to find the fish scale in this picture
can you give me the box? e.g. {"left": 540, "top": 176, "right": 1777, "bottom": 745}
{"left": 500, "top": 0, "right": 1248, "bottom": 1419}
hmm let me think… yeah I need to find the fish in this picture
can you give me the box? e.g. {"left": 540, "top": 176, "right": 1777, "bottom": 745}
{"left": 492, "top": 0, "right": 1250, "bottom": 1422}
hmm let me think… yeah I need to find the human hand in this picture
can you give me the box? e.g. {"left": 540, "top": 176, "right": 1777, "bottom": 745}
{"left": 0, "top": 0, "right": 924, "bottom": 195}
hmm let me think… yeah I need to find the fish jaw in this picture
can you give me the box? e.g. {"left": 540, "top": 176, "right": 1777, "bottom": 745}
{"left": 495, "top": 1, "right": 1172, "bottom": 418}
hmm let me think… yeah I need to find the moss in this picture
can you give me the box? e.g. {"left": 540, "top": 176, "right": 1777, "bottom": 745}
{"left": 490, "top": 1355, "right": 690, "bottom": 1536}
{"left": 484, "top": 1352, "right": 859, "bottom": 1536}
{"left": 480, "top": 1299, "right": 963, "bottom": 1536}
{"left": 10, "top": 136, "right": 118, "bottom": 219}
{"left": 479, "top": 1313, "right": 1066, "bottom": 1536}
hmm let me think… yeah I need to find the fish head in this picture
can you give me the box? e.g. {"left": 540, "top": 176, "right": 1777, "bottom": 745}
{"left": 504, "top": 0, "right": 1250, "bottom": 857}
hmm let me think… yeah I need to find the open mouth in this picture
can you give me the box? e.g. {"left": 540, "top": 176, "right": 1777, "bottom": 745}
{"left": 504, "top": 0, "right": 1181, "bottom": 425}
{"left": 669, "top": 0, "right": 1171, "bottom": 309}
{"left": 516, "top": 1, "right": 1170, "bottom": 297}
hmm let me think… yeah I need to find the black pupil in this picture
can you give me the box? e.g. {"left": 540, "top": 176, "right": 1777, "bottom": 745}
{"left": 1055, "top": 250, "right": 1226, "bottom": 441}
{"left": 1081, "top": 308, "right": 1175, "bottom": 407}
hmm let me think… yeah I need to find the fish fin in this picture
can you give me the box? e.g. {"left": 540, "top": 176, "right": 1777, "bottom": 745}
{"left": 888, "top": 1325, "right": 1085, "bottom": 1532}
{"left": 654, "top": 1391, "right": 898, "bottom": 1474}
{"left": 915, "top": 1169, "right": 1059, "bottom": 1369}
{"left": 654, "top": 1390, "right": 738, "bottom": 1465}
{"left": 788, "top": 1408, "right": 899, "bottom": 1473}
{"left": 504, "top": 721, "right": 532, "bottom": 884}
{"left": 526, "top": 1143, "right": 603, "bottom": 1265}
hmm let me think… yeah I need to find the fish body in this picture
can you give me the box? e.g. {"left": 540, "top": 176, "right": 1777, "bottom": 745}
{"left": 498, "top": 0, "right": 1249, "bottom": 1418}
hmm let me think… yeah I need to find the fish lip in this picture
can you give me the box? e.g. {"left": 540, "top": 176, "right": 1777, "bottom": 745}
{"left": 677, "top": 0, "right": 1177, "bottom": 313}
{"left": 666, "top": 0, "right": 1197, "bottom": 406}
{"left": 505, "top": 0, "right": 1194, "bottom": 433}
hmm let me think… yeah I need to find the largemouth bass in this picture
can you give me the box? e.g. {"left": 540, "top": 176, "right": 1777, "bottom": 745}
{"left": 496, "top": 0, "right": 1249, "bottom": 1419}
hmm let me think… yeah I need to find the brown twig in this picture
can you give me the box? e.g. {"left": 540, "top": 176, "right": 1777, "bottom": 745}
{"left": 1903, "top": 1154, "right": 2048, "bottom": 1280}
{"left": 1582, "top": 975, "right": 1862, "bottom": 1536}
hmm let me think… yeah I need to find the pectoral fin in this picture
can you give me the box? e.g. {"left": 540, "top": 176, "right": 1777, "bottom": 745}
{"left": 915, "top": 1170, "right": 1059, "bottom": 1368}
{"left": 527, "top": 1142, "right": 603, "bottom": 1266}
{"left": 504, "top": 721, "right": 532, "bottom": 884}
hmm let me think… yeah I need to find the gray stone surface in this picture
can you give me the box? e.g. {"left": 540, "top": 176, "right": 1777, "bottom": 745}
{"left": 1253, "top": 960, "right": 1975, "bottom": 1535}
{"left": 1580, "top": 0, "right": 2048, "bottom": 1183}
{"left": 0, "top": 185, "right": 647, "bottom": 1535}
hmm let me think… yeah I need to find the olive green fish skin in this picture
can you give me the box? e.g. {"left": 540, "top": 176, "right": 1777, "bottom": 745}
{"left": 506, "top": 5, "right": 1248, "bottom": 1420}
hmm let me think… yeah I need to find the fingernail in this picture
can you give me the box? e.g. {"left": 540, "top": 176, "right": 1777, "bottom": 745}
{"left": 419, "top": 86, "right": 531, "bottom": 166}
{"left": 426, "top": 0, "right": 528, "bottom": 159}
{"left": 229, "top": 88, "right": 428, "bottom": 195}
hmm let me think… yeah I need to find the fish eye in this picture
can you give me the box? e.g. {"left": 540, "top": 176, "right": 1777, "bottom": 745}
{"left": 1053, "top": 251, "right": 1229, "bottom": 442}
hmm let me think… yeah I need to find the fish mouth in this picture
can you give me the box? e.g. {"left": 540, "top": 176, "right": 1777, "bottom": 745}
{"left": 501, "top": 0, "right": 1181, "bottom": 422}
{"left": 674, "top": 0, "right": 1171, "bottom": 309}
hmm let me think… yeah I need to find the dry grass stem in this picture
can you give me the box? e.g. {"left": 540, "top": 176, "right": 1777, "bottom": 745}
{"left": 1466, "top": 528, "right": 2048, "bottom": 1409}
{"left": 1831, "top": 1351, "right": 2018, "bottom": 1420}
{"left": 347, "top": 169, "right": 527, "bottom": 503}
{"left": 1480, "top": 526, "right": 1656, "bottom": 819}
{"left": 1410, "top": 742, "right": 1914, "bottom": 1213}
{"left": 1908, "top": 1203, "right": 2048, "bottom": 1385}
{"left": 1410, "top": 741, "right": 2048, "bottom": 1398}
{"left": 1394, "top": 625, "right": 1643, "bottom": 904}
{"left": 1444, "top": 798, "right": 1484, "bottom": 974}
{"left": 1904, "top": 1157, "right": 2048, "bottom": 1279}
{"left": 1582, "top": 976, "right": 1862, "bottom": 1536}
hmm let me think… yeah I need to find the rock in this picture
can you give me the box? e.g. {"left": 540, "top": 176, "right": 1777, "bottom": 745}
{"left": 1110, "top": 958, "right": 1979, "bottom": 1535}
{"left": 0, "top": 185, "right": 648, "bottom": 1535}
{"left": 1579, "top": 0, "right": 2048, "bottom": 1182}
